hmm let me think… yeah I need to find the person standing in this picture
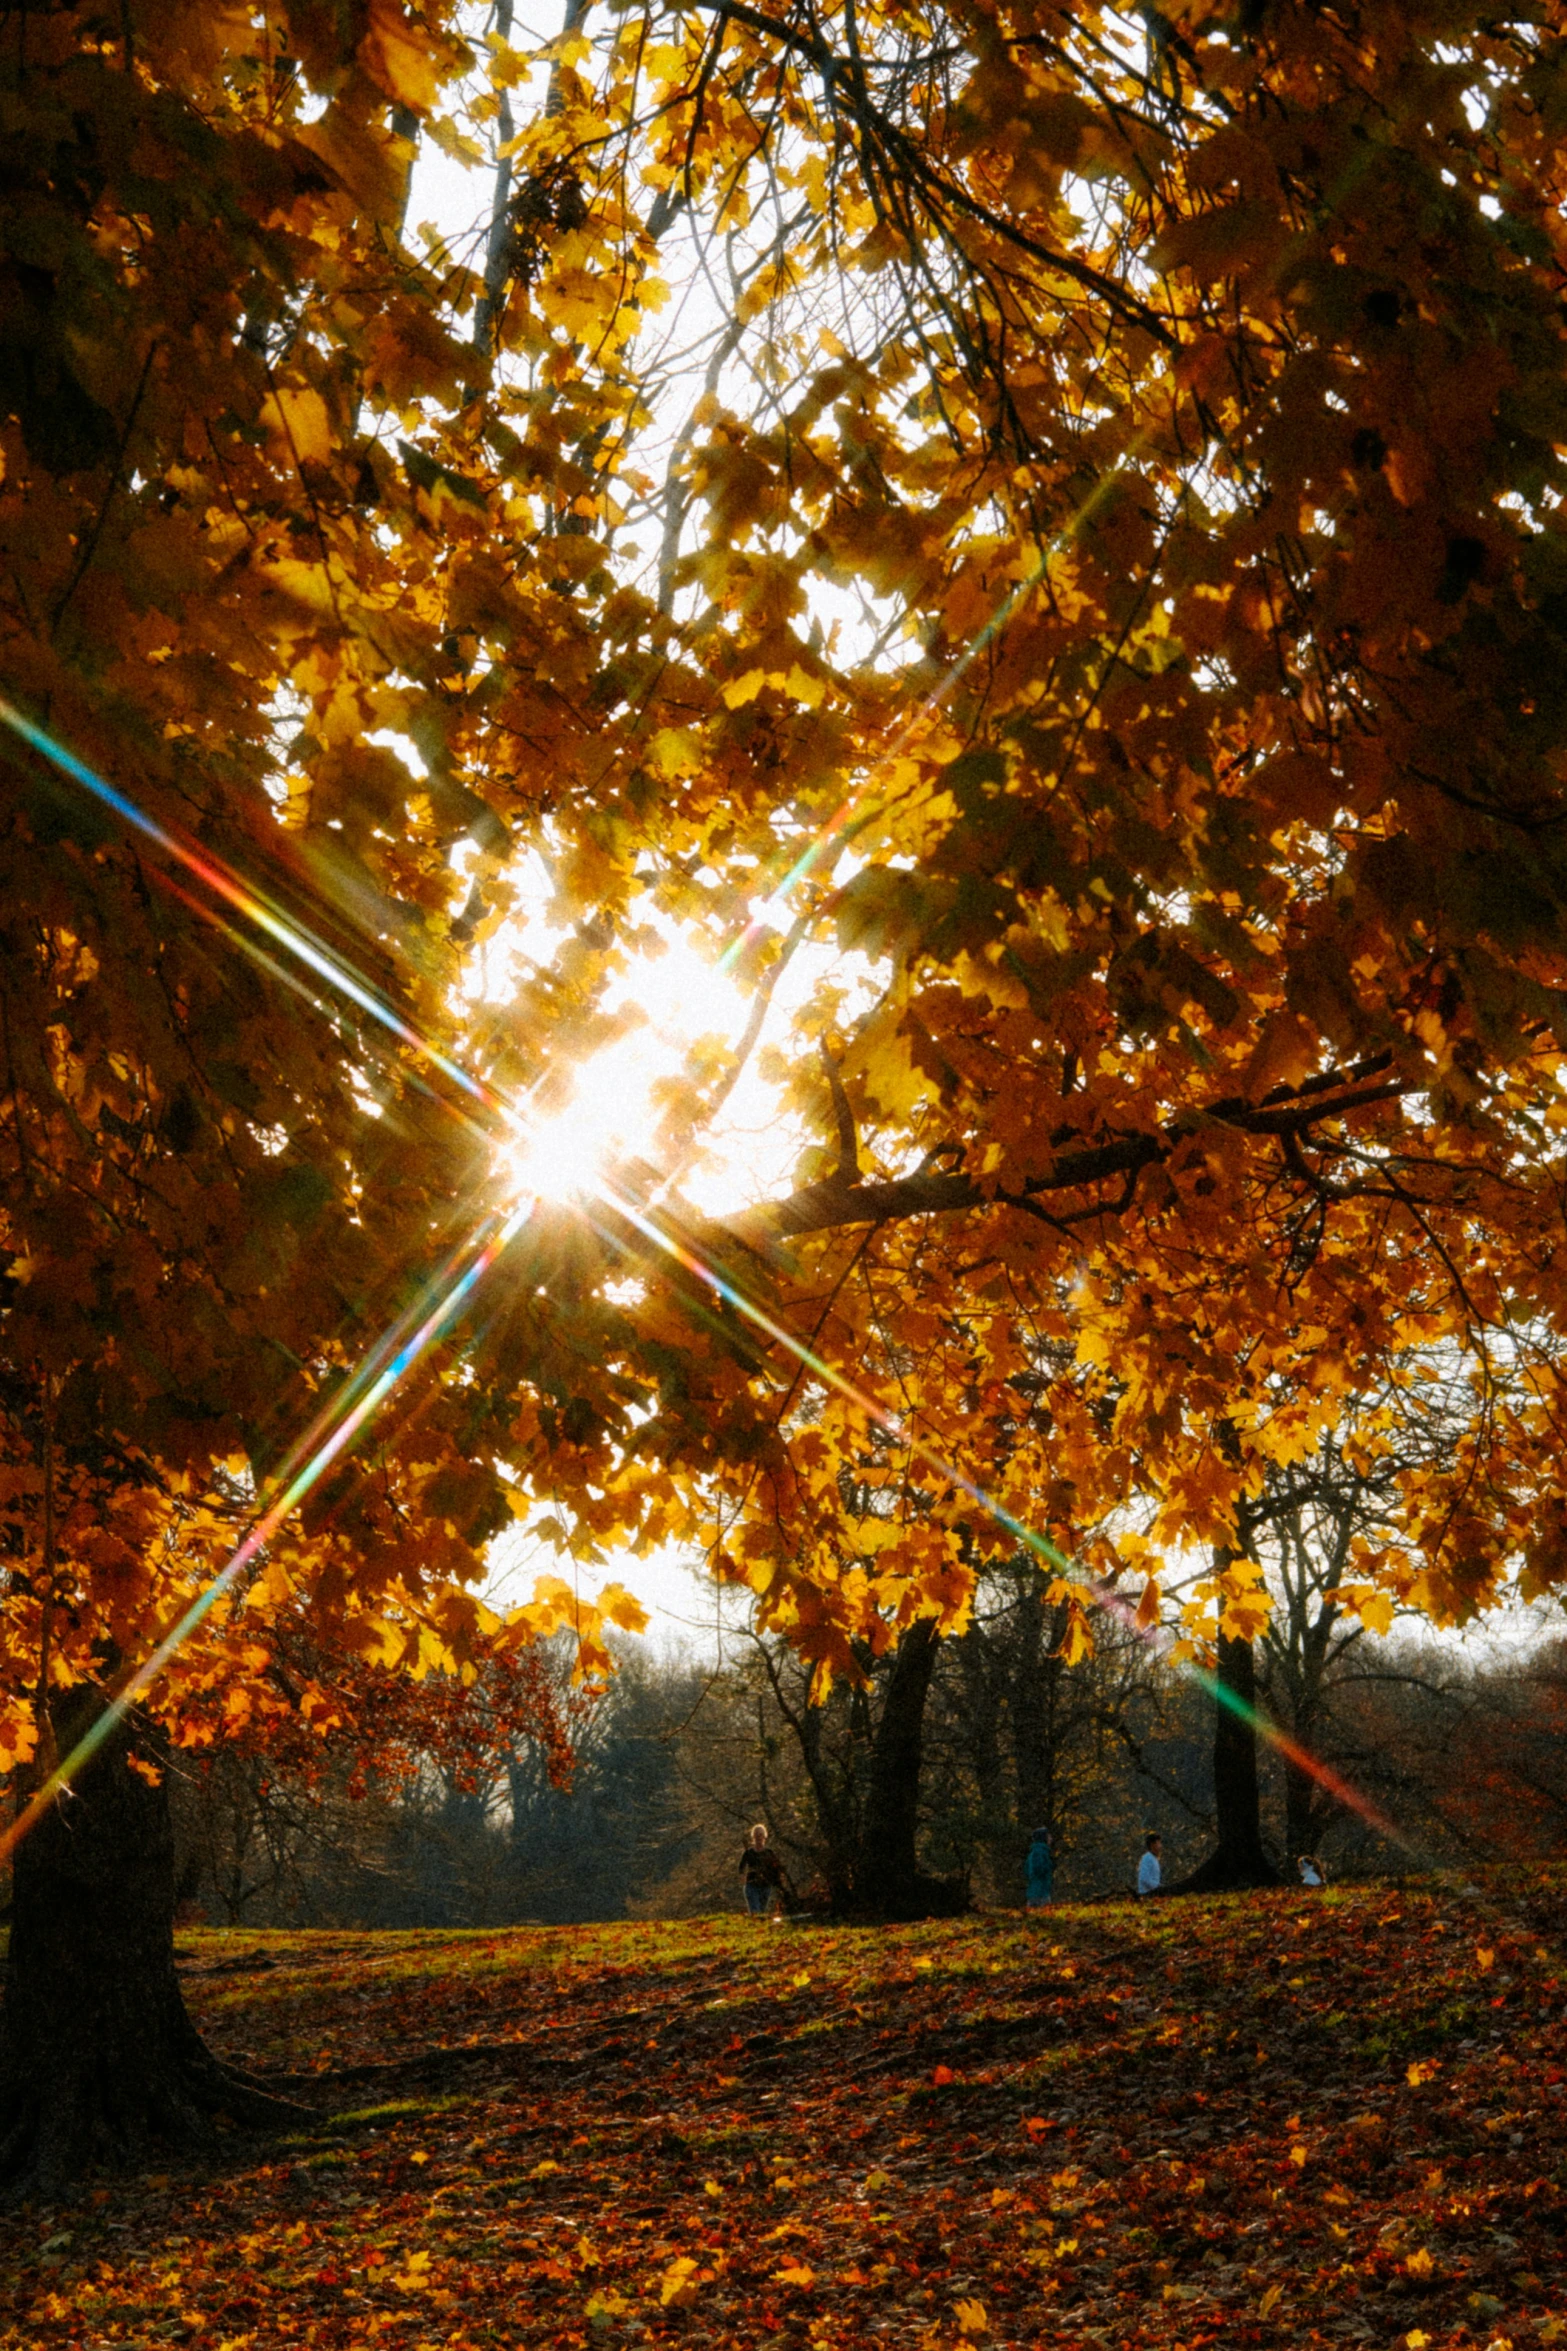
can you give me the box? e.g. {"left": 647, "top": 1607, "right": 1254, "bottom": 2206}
{"left": 1024, "top": 1826, "right": 1054, "bottom": 1911}
{"left": 738, "top": 1823, "right": 786, "bottom": 1917}
{"left": 1137, "top": 1832, "right": 1163, "bottom": 1897}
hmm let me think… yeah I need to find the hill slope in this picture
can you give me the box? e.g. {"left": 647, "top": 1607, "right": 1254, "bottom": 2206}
{"left": 4, "top": 1874, "right": 1564, "bottom": 2348}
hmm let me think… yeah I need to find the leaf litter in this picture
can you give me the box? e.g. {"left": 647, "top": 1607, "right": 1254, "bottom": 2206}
{"left": 3, "top": 1869, "right": 1565, "bottom": 2350}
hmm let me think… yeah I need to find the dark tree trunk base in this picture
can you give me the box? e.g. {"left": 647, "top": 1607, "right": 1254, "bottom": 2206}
{"left": 853, "top": 1618, "right": 941, "bottom": 1918}
{"left": 1166, "top": 1846, "right": 1281, "bottom": 1896}
{"left": 794, "top": 1869, "right": 970, "bottom": 1924}
{"left": 1164, "top": 1624, "right": 1281, "bottom": 1896}
{"left": 0, "top": 2037, "right": 312, "bottom": 2199}
{"left": 857, "top": 1871, "right": 971, "bottom": 1924}
{"left": 1, "top": 1700, "right": 311, "bottom": 2196}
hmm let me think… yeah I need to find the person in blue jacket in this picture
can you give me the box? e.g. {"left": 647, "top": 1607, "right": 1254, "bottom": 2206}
{"left": 1024, "top": 1826, "right": 1054, "bottom": 1910}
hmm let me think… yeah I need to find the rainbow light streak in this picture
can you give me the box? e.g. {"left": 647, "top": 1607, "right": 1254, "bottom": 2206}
{"left": 0, "top": 694, "right": 500, "bottom": 1116}
{"left": 0, "top": 1196, "right": 535, "bottom": 1871}
{"left": 1188, "top": 1665, "right": 1403, "bottom": 1847}
{"left": 589, "top": 1173, "right": 1421, "bottom": 1859}
{"left": 3, "top": 676, "right": 1415, "bottom": 1874}
{"left": 154, "top": 864, "right": 494, "bottom": 1142}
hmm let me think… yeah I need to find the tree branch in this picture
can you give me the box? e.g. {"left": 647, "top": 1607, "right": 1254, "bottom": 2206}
{"left": 704, "top": 1061, "right": 1409, "bottom": 1248}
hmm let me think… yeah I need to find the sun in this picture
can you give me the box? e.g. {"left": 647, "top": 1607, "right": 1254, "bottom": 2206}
{"left": 501, "top": 1026, "right": 663, "bottom": 1207}
{"left": 496, "top": 930, "right": 759, "bottom": 1210}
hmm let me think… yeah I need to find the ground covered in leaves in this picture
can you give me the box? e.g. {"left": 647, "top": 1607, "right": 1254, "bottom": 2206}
{"left": 3, "top": 1871, "right": 1565, "bottom": 2350}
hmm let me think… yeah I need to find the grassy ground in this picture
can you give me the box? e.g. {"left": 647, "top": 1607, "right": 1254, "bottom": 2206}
{"left": 3, "top": 1871, "right": 1565, "bottom": 2350}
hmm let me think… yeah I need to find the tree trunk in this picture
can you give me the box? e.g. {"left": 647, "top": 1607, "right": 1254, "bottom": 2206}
{"left": 1283, "top": 1739, "right": 1323, "bottom": 1867}
{"left": 0, "top": 1697, "right": 306, "bottom": 2191}
{"left": 1169, "top": 1633, "right": 1280, "bottom": 1893}
{"left": 854, "top": 1618, "right": 962, "bottom": 1918}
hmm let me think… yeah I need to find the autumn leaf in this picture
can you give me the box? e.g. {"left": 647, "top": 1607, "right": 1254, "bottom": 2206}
{"left": 658, "top": 2256, "right": 703, "bottom": 2308}
{"left": 258, "top": 386, "right": 334, "bottom": 469}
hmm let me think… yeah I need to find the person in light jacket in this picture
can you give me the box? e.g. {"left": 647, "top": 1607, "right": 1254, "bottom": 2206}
{"left": 1137, "top": 1832, "right": 1162, "bottom": 1896}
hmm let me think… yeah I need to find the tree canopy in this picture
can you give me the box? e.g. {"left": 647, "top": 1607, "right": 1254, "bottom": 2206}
{"left": 6, "top": 0, "right": 1567, "bottom": 1776}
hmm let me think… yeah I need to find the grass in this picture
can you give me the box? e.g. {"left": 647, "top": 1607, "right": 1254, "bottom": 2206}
{"left": 2, "top": 1869, "right": 1564, "bottom": 2349}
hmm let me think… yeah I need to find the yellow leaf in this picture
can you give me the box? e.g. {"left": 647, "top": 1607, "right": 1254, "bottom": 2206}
{"left": 259, "top": 386, "right": 333, "bottom": 469}
{"left": 1057, "top": 1605, "right": 1092, "bottom": 1667}
{"left": 646, "top": 727, "right": 702, "bottom": 778}
{"left": 1289, "top": 2143, "right": 1307, "bottom": 2168}
{"left": 1331, "top": 1583, "right": 1396, "bottom": 1636}
{"left": 597, "top": 1582, "right": 649, "bottom": 1635}
{"left": 782, "top": 663, "right": 825, "bottom": 708}
{"left": 360, "top": 0, "right": 446, "bottom": 112}
{"left": 391, "top": 2249, "right": 432, "bottom": 2293}
{"left": 1405, "top": 2250, "right": 1434, "bottom": 2279}
{"left": 1476, "top": 1946, "right": 1496, "bottom": 1972}
{"left": 1406, "top": 2061, "right": 1440, "bottom": 2088}
{"left": 1258, "top": 2283, "right": 1284, "bottom": 2318}
{"left": 723, "top": 669, "right": 766, "bottom": 709}
{"left": 659, "top": 2256, "right": 703, "bottom": 2308}
{"left": 1218, "top": 1585, "right": 1273, "bottom": 1641}
{"left": 773, "top": 2264, "right": 815, "bottom": 2287}
{"left": 954, "top": 2298, "right": 989, "bottom": 2337}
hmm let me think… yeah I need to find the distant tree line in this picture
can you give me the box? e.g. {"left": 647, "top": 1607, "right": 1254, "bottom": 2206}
{"left": 156, "top": 1582, "right": 1567, "bottom": 1931}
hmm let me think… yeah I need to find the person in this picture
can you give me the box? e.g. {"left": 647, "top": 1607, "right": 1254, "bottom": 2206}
{"left": 738, "top": 1823, "right": 786, "bottom": 1917}
{"left": 1298, "top": 1853, "right": 1326, "bottom": 1887}
{"left": 1024, "top": 1826, "right": 1054, "bottom": 1911}
{"left": 1137, "top": 1832, "right": 1162, "bottom": 1897}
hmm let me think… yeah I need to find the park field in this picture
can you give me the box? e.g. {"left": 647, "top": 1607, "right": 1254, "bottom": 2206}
{"left": 2, "top": 1874, "right": 1564, "bottom": 2351}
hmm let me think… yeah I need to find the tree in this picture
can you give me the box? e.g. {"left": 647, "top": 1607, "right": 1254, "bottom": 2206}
{"left": 0, "top": 0, "right": 646, "bottom": 2184}
{"left": 450, "top": 0, "right": 1567, "bottom": 1702}
{"left": 1158, "top": 1357, "right": 1508, "bottom": 1887}
{"left": 12, "top": 0, "right": 1567, "bottom": 2178}
{"left": 744, "top": 1612, "right": 958, "bottom": 1915}
{"left": 924, "top": 1550, "right": 1178, "bottom": 1901}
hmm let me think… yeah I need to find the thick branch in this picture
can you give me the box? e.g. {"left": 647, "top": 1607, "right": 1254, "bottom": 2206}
{"left": 708, "top": 1064, "right": 1408, "bottom": 1247}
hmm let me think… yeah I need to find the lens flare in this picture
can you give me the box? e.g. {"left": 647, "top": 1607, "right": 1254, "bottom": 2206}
{"left": 2, "top": 265, "right": 1429, "bottom": 1894}
{"left": 0, "top": 1196, "right": 536, "bottom": 1872}
{"left": 0, "top": 695, "right": 500, "bottom": 1117}
{"left": 502, "top": 1031, "right": 659, "bottom": 1206}
{"left": 581, "top": 1168, "right": 1420, "bottom": 1862}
